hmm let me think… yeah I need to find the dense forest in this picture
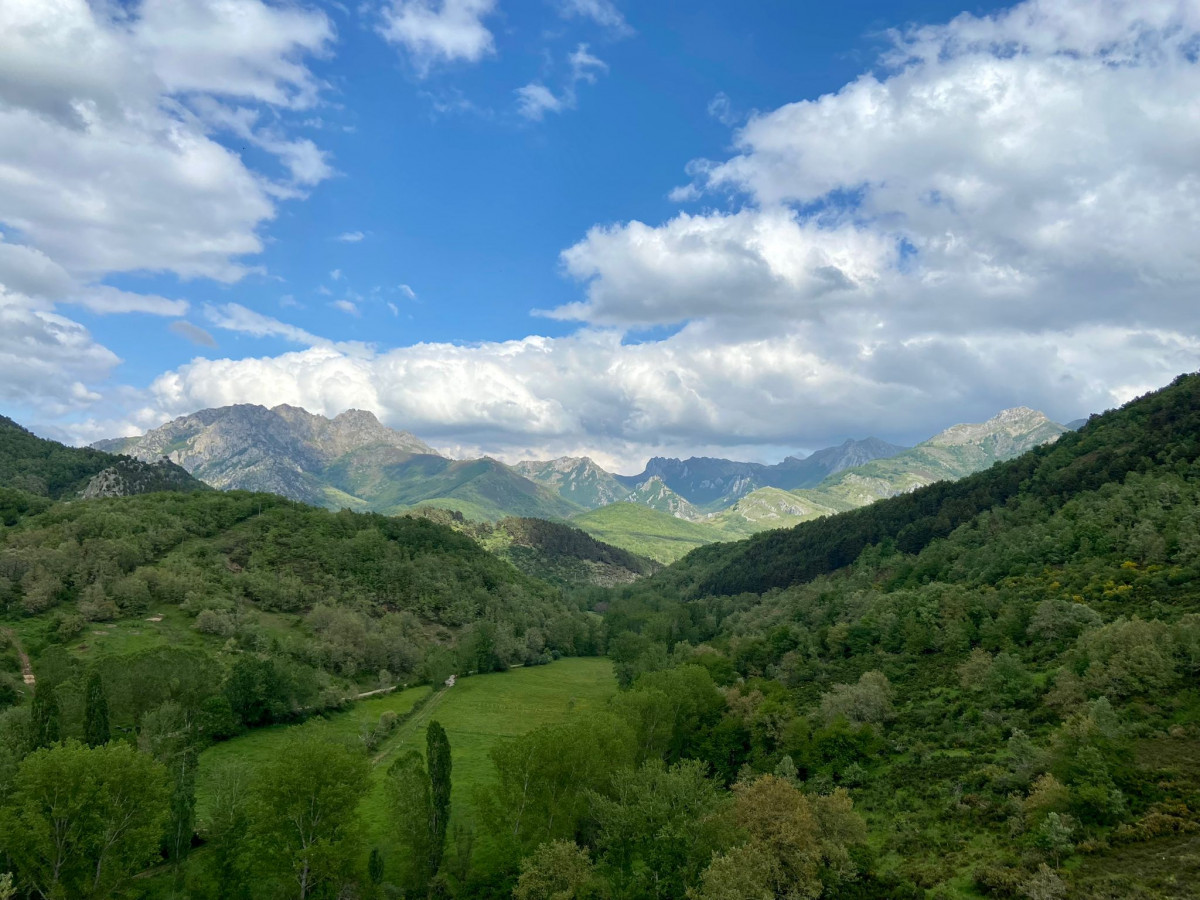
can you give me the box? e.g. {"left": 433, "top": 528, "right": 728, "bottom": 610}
{"left": 2, "top": 374, "right": 1200, "bottom": 898}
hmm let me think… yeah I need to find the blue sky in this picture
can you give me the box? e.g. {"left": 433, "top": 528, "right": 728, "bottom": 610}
{"left": 3, "top": 0, "right": 1200, "bottom": 471}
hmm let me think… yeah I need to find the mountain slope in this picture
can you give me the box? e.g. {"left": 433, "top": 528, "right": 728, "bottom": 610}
{"left": 1, "top": 414, "right": 205, "bottom": 500}
{"left": 572, "top": 503, "right": 724, "bottom": 564}
{"left": 513, "top": 457, "right": 628, "bottom": 509}
{"left": 713, "top": 407, "right": 1065, "bottom": 536}
{"left": 99, "top": 405, "right": 576, "bottom": 522}
{"left": 663, "top": 376, "right": 1199, "bottom": 598}
{"left": 613, "top": 438, "right": 908, "bottom": 509}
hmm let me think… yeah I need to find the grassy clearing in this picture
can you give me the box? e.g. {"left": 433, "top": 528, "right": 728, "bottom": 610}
{"left": 195, "top": 657, "right": 616, "bottom": 861}
{"left": 572, "top": 503, "right": 722, "bottom": 563}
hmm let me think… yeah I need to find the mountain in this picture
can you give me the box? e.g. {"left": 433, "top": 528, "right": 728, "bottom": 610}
{"left": 1, "top": 414, "right": 205, "bottom": 500}
{"left": 712, "top": 407, "right": 1066, "bottom": 536}
{"left": 572, "top": 503, "right": 724, "bottom": 564}
{"left": 621, "top": 476, "right": 702, "bottom": 520}
{"left": 513, "top": 457, "right": 628, "bottom": 509}
{"left": 97, "top": 404, "right": 578, "bottom": 522}
{"left": 763, "top": 437, "right": 908, "bottom": 490}
{"left": 611, "top": 437, "right": 907, "bottom": 510}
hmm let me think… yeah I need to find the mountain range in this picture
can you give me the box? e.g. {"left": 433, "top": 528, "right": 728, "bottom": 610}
{"left": 89, "top": 402, "right": 1070, "bottom": 561}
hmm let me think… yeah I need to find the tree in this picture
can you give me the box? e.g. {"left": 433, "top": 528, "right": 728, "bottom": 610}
{"left": 697, "top": 775, "right": 866, "bottom": 900}
{"left": 27, "top": 682, "right": 59, "bottom": 750}
{"left": 818, "top": 671, "right": 894, "bottom": 727}
{"left": 368, "top": 847, "right": 385, "bottom": 888}
{"left": 191, "top": 760, "right": 253, "bottom": 900}
{"left": 385, "top": 750, "right": 433, "bottom": 894}
{"left": 589, "top": 759, "right": 729, "bottom": 899}
{"left": 513, "top": 841, "right": 598, "bottom": 900}
{"left": 0, "top": 741, "right": 169, "bottom": 899}
{"left": 139, "top": 701, "right": 198, "bottom": 868}
{"left": 249, "top": 728, "right": 370, "bottom": 900}
{"left": 427, "top": 720, "right": 452, "bottom": 877}
{"left": 83, "top": 669, "right": 110, "bottom": 747}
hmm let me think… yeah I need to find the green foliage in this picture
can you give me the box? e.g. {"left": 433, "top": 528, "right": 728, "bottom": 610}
{"left": 83, "top": 668, "right": 109, "bottom": 747}
{"left": 0, "top": 740, "right": 170, "bottom": 899}
{"left": 513, "top": 840, "right": 599, "bottom": 900}
{"left": 427, "top": 719, "right": 452, "bottom": 876}
{"left": 571, "top": 502, "right": 724, "bottom": 564}
{"left": 248, "top": 727, "right": 370, "bottom": 899}
{"left": 0, "top": 416, "right": 129, "bottom": 499}
{"left": 385, "top": 750, "right": 434, "bottom": 893}
{"left": 590, "top": 759, "right": 729, "bottom": 898}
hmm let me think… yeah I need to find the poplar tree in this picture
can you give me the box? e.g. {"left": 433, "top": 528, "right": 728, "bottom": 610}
{"left": 83, "top": 669, "right": 110, "bottom": 747}
{"left": 426, "top": 721, "right": 452, "bottom": 876}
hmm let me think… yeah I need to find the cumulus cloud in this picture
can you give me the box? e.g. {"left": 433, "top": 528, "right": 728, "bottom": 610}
{"left": 336, "top": 231, "right": 366, "bottom": 243}
{"left": 0, "top": 0, "right": 333, "bottom": 424}
{"left": 132, "top": 320, "right": 1198, "bottom": 471}
{"left": 379, "top": 0, "right": 497, "bottom": 74}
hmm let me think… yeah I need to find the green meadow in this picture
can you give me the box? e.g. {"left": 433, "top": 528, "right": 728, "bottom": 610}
{"left": 196, "top": 656, "right": 617, "bottom": 862}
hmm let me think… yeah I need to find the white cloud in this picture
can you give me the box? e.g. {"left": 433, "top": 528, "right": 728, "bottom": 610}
{"left": 558, "top": 0, "right": 632, "bottom": 36}
{"left": 0, "top": 0, "right": 333, "bottom": 422}
{"left": 132, "top": 320, "right": 1200, "bottom": 472}
{"left": 0, "top": 287, "right": 121, "bottom": 415}
{"left": 515, "top": 83, "right": 567, "bottom": 120}
{"left": 336, "top": 231, "right": 366, "bottom": 243}
{"left": 516, "top": 43, "right": 608, "bottom": 120}
{"left": 379, "top": 0, "right": 497, "bottom": 74}
{"left": 74, "top": 286, "right": 189, "bottom": 317}
{"left": 330, "top": 269, "right": 343, "bottom": 281}
{"left": 204, "top": 302, "right": 327, "bottom": 346}
{"left": 706, "top": 91, "right": 738, "bottom": 126}
{"left": 569, "top": 44, "right": 608, "bottom": 83}
{"left": 399, "top": 284, "right": 418, "bottom": 299}
{"left": 333, "top": 299, "right": 360, "bottom": 316}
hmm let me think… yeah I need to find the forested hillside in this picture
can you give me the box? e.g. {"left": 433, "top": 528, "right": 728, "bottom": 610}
{"left": 592, "top": 372, "right": 1200, "bottom": 898}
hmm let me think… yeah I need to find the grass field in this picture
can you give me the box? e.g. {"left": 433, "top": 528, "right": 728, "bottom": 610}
{"left": 195, "top": 656, "right": 616, "bottom": 869}
{"left": 572, "top": 502, "right": 723, "bottom": 563}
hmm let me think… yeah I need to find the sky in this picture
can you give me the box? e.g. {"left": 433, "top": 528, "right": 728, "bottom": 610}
{"left": 2, "top": 0, "right": 1200, "bottom": 474}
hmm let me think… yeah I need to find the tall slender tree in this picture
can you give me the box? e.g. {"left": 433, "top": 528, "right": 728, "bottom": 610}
{"left": 83, "top": 669, "right": 109, "bottom": 747}
{"left": 28, "top": 682, "right": 59, "bottom": 750}
{"left": 426, "top": 721, "right": 452, "bottom": 877}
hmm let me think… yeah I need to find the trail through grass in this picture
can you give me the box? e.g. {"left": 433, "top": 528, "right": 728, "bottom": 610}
{"left": 195, "top": 656, "right": 616, "bottom": 869}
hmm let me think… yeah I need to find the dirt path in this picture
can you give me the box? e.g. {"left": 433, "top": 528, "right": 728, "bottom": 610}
{"left": 371, "top": 685, "right": 450, "bottom": 767}
{"left": 2, "top": 628, "right": 34, "bottom": 686}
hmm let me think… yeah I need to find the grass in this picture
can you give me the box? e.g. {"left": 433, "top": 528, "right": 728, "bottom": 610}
{"left": 195, "top": 657, "right": 616, "bottom": 866}
{"left": 571, "top": 503, "right": 723, "bottom": 563}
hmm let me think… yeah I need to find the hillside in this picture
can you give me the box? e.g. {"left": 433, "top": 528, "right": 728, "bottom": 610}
{"left": 98, "top": 405, "right": 578, "bottom": 522}
{"left": 409, "top": 508, "right": 660, "bottom": 587}
{"left": 0, "top": 415, "right": 206, "bottom": 501}
{"left": 572, "top": 502, "right": 725, "bottom": 563}
{"left": 598, "top": 371, "right": 1200, "bottom": 897}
